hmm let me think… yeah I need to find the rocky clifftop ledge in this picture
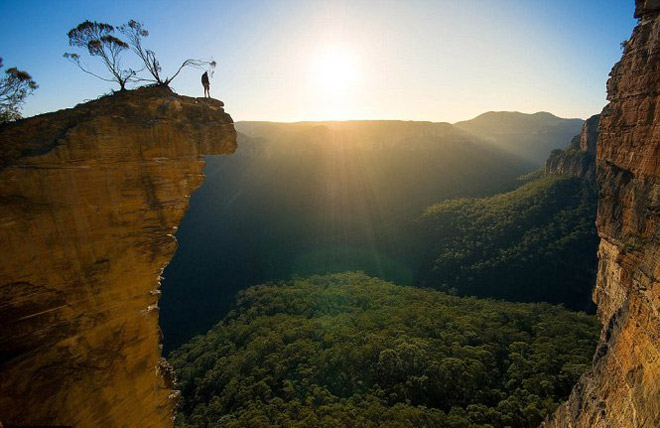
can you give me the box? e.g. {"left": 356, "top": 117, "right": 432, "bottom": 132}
{"left": 545, "top": 114, "right": 599, "bottom": 181}
{"left": 543, "top": 1, "right": 660, "bottom": 427}
{"left": 0, "top": 86, "right": 236, "bottom": 427}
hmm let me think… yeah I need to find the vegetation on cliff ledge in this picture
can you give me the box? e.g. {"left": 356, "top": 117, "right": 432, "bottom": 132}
{"left": 171, "top": 272, "right": 599, "bottom": 428}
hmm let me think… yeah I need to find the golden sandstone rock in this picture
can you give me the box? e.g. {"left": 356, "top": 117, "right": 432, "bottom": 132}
{"left": 543, "top": 1, "right": 660, "bottom": 427}
{"left": 3, "top": 1, "right": 660, "bottom": 426}
{"left": 0, "top": 86, "right": 236, "bottom": 427}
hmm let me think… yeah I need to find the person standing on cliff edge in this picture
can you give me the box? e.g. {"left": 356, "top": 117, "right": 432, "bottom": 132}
{"left": 201, "top": 71, "right": 210, "bottom": 98}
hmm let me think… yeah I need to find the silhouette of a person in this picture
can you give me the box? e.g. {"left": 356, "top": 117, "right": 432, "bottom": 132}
{"left": 201, "top": 72, "right": 210, "bottom": 98}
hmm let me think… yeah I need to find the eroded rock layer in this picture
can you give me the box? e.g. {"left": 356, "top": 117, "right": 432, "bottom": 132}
{"left": 0, "top": 86, "right": 236, "bottom": 427}
{"left": 542, "top": 2, "right": 660, "bottom": 427}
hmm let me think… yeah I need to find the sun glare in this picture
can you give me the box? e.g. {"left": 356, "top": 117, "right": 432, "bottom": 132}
{"left": 310, "top": 46, "right": 360, "bottom": 94}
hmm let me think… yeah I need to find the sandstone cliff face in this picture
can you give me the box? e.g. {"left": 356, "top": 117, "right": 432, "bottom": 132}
{"left": 545, "top": 114, "right": 599, "bottom": 181}
{"left": 543, "top": 2, "right": 660, "bottom": 427}
{"left": 0, "top": 86, "right": 236, "bottom": 427}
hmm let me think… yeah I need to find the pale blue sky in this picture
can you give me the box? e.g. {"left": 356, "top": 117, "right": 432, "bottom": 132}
{"left": 0, "top": 0, "right": 636, "bottom": 122}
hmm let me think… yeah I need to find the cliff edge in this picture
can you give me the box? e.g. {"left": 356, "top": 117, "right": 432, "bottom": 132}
{"left": 543, "top": 1, "right": 660, "bottom": 426}
{"left": 0, "top": 86, "right": 237, "bottom": 427}
{"left": 545, "top": 114, "right": 599, "bottom": 181}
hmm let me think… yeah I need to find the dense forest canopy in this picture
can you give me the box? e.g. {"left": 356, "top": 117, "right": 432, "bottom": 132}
{"left": 171, "top": 272, "right": 600, "bottom": 428}
{"left": 160, "top": 120, "right": 536, "bottom": 350}
{"left": 416, "top": 175, "right": 598, "bottom": 311}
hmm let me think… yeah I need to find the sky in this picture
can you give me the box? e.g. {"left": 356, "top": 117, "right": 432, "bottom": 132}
{"left": 0, "top": 0, "right": 636, "bottom": 122}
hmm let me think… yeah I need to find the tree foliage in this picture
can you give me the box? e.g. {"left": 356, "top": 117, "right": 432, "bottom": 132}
{"left": 0, "top": 57, "right": 38, "bottom": 123}
{"left": 64, "top": 19, "right": 216, "bottom": 90}
{"left": 119, "top": 20, "right": 216, "bottom": 86}
{"left": 171, "top": 272, "right": 599, "bottom": 428}
{"left": 416, "top": 175, "right": 599, "bottom": 311}
{"left": 118, "top": 20, "right": 161, "bottom": 83}
{"left": 64, "top": 20, "right": 136, "bottom": 90}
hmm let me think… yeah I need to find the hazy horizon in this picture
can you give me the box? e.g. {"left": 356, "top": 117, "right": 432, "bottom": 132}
{"left": 233, "top": 110, "right": 587, "bottom": 125}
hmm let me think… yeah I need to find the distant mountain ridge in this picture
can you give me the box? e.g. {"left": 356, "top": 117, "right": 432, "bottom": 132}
{"left": 237, "top": 113, "right": 584, "bottom": 166}
{"left": 455, "top": 111, "right": 584, "bottom": 165}
{"left": 235, "top": 120, "right": 467, "bottom": 148}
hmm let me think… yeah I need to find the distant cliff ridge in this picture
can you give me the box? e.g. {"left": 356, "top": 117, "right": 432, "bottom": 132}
{"left": 543, "top": 1, "right": 660, "bottom": 426}
{"left": 0, "top": 86, "right": 236, "bottom": 427}
{"left": 454, "top": 111, "right": 583, "bottom": 165}
{"left": 545, "top": 114, "right": 599, "bottom": 181}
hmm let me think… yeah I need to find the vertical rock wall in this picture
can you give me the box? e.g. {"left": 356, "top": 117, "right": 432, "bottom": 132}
{"left": 0, "top": 87, "right": 236, "bottom": 427}
{"left": 543, "top": 2, "right": 660, "bottom": 426}
{"left": 545, "top": 114, "right": 599, "bottom": 181}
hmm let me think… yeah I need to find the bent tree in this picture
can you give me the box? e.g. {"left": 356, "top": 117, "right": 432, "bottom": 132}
{"left": 119, "top": 19, "right": 216, "bottom": 86}
{"left": 64, "top": 21, "right": 136, "bottom": 91}
{"left": 65, "top": 19, "right": 217, "bottom": 92}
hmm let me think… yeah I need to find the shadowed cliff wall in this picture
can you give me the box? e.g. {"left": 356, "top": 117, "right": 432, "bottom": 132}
{"left": 0, "top": 86, "right": 236, "bottom": 427}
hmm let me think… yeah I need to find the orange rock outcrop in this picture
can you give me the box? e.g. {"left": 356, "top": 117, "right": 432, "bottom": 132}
{"left": 542, "top": 1, "right": 660, "bottom": 426}
{"left": 0, "top": 86, "right": 236, "bottom": 427}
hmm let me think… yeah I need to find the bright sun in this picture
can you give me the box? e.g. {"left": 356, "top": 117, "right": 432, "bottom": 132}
{"left": 310, "top": 46, "right": 360, "bottom": 94}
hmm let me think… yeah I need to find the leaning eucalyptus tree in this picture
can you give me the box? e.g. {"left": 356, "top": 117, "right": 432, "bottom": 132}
{"left": 64, "top": 21, "right": 137, "bottom": 90}
{"left": 119, "top": 19, "right": 216, "bottom": 86}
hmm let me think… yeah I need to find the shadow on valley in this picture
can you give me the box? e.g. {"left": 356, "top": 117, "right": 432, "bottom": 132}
{"left": 160, "top": 115, "right": 589, "bottom": 352}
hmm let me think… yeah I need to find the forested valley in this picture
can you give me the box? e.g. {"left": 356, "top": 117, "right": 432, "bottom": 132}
{"left": 164, "top": 117, "right": 600, "bottom": 428}
{"left": 160, "top": 117, "right": 586, "bottom": 350}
